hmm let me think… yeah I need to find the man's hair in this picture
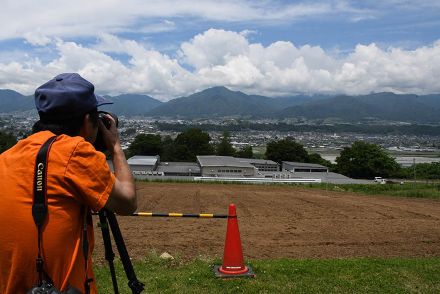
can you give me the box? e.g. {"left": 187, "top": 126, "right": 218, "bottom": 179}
{"left": 32, "top": 108, "right": 99, "bottom": 136}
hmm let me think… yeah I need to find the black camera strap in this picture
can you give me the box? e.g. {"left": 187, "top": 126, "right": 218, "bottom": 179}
{"left": 82, "top": 208, "right": 93, "bottom": 294}
{"left": 32, "top": 135, "right": 57, "bottom": 285}
{"left": 32, "top": 136, "right": 91, "bottom": 294}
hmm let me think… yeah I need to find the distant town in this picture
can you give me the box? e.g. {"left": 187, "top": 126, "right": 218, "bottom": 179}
{"left": 2, "top": 111, "right": 440, "bottom": 167}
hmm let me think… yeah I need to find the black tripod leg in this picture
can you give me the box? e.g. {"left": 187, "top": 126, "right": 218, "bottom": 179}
{"left": 105, "top": 210, "right": 145, "bottom": 294}
{"left": 98, "top": 210, "right": 120, "bottom": 294}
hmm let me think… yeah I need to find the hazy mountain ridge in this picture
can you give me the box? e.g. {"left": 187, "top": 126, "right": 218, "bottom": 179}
{"left": 146, "top": 87, "right": 330, "bottom": 118}
{"left": 0, "top": 89, "right": 34, "bottom": 112}
{"left": 1, "top": 87, "right": 440, "bottom": 123}
{"left": 278, "top": 92, "right": 440, "bottom": 123}
{"left": 99, "top": 94, "right": 163, "bottom": 116}
{"left": 147, "top": 86, "right": 280, "bottom": 118}
{"left": 0, "top": 90, "right": 163, "bottom": 116}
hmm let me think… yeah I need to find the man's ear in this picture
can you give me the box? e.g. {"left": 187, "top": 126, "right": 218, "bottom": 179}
{"left": 80, "top": 114, "right": 90, "bottom": 132}
{"left": 79, "top": 113, "right": 95, "bottom": 142}
{"left": 83, "top": 113, "right": 90, "bottom": 125}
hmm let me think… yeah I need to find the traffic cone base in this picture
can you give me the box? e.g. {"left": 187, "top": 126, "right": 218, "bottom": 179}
{"left": 213, "top": 265, "right": 255, "bottom": 278}
{"left": 219, "top": 265, "right": 249, "bottom": 275}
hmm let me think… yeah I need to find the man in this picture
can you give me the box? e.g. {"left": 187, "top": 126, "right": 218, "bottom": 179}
{"left": 0, "top": 73, "right": 137, "bottom": 293}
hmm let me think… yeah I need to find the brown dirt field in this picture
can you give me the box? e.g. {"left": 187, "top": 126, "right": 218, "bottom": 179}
{"left": 92, "top": 182, "right": 440, "bottom": 261}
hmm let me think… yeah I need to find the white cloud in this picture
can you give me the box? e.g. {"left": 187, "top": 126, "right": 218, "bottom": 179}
{"left": 0, "top": 0, "right": 375, "bottom": 41}
{"left": 1, "top": 29, "right": 440, "bottom": 100}
{"left": 136, "top": 20, "right": 176, "bottom": 34}
{"left": 23, "top": 31, "right": 52, "bottom": 46}
{"left": 179, "top": 29, "right": 250, "bottom": 70}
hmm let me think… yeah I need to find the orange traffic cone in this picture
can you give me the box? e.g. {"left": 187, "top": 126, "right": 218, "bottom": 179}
{"left": 214, "top": 204, "right": 255, "bottom": 278}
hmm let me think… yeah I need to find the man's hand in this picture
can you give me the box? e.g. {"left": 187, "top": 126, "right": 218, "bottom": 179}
{"left": 98, "top": 113, "right": 137, "bottom": 215}
{"left": 98, "top": 114, "right": 120, "bottom": 156}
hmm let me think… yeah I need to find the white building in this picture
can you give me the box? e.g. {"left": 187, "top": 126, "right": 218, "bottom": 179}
{"left": 127, "top": 155, "right": 160, "bottom": 177}
{"left": 197, "top": 155, "right": 256, "bottom": 177}
{"left": 156, "top": 162, "right": 201, "bottom": 176}
{"left": 237, "top": 158, "right": 279, "bottom": 172}
{"left": 282, "top": 161, "right": 329, "bottom": 173}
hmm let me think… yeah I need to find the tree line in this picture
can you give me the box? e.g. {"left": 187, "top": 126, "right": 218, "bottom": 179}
{"left": 0, "top": 131, "right": 17, "bottom": 153}
{"left": 1, "top": 129, "right": 439, "bottom": 180}
{"left": 126, "top": 129, "right": 253, "bottom": 162}
{"left": 127, "top": 128, "right": 440, "bottom": 180}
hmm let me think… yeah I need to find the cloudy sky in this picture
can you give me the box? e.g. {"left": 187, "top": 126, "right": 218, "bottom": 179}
{"left": 1, "top": 0, "right": 440, "bottom": 100}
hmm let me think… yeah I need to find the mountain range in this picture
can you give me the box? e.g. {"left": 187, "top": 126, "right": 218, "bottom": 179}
{"left": 99, "top": 94, "right": 162, "bottom": 116}
{"left": 0, "top": 89, "right": 34, "bottom": 112}
{"left": 1, "top": 87, "right": 440, "bottom": 123}
{"left": 278, "top": 92, "right": 440, "bottom": 123}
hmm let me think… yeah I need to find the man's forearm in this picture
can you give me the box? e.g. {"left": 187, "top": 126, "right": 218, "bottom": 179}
{"left": 112, "top": 144, "right": 134, "bottom": 186}
{"left": 104, "top": 143, "right": 137, "bottom": 215}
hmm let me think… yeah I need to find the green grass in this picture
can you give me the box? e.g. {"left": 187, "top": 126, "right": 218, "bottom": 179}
{"left": 94, "top": 255, "right": 440, "bottom": 293}
{"left": 252, "top": 146, "right": 266, "bottom": 158}
{"left": 310, "top": 183, "right": 440, "bottom": 199}
{"left": 96, "top": 183, "right": 439, "bottom": 292}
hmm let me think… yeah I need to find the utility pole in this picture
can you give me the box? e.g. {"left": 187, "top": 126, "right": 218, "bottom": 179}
{"left": 413, "top": 158, "right": 416, "bottom": 183}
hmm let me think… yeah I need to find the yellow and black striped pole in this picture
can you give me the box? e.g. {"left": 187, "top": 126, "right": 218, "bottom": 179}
{"left": 93, "top": 212, "right": 230, "bottom": 218}
{"left": 131, "top": 212, "right": 229, "bottom": 218}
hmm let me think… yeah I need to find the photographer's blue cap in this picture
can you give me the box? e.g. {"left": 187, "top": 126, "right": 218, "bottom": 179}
{"left": 35, "top": 73, "right": 112, "bottom": 120}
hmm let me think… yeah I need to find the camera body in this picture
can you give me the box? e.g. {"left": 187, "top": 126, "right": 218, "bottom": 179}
{"left": 93, "top": 111, "right": 118, "bottom": 152}
{"left": 27, "top": 280, "right": 81, "bottom": 294}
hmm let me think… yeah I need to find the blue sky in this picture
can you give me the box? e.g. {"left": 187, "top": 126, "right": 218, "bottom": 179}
{"left": 0, "top": 0, "right": 439, "bottom": 100}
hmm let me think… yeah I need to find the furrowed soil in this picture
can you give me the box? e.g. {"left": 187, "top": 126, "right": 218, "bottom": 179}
{"left": 92, "top": 182, "right": 440, "bottom": 261}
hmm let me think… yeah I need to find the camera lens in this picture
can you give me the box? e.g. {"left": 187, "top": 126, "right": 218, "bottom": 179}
{"left": 93, "top": 111, "right": 118, "bottom": 152}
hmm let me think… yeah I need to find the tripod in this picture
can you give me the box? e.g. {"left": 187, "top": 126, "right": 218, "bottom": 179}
{"left": 98, "top": 209, "right": 145, "bottom": 294}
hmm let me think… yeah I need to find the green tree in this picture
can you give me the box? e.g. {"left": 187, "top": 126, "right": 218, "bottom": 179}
{"left": 235, "top": 145, "right": 253, "bottom": 158}
{"left": 0, "top": 131, "right": 17, "bottom": 153}
{"left": 308, "top": 153, "right": 335, "bottom": 169}
{"left": 174, "top": 128, "right": 214, "bottom": 161}
{"left": 395, "top": 162, "right": 440, "bottom": 180}
{"left": 336, "top": 141, "right": 399, "bottom": 179}
{"left": 161, "top": 135, "right": 178, "bottom": 161}
{"left": 216, "top": 131, "right": 235, "bottom": 156}
{"left": 127, "top": 134, "right": 162, "bottom": 158}
{"left": 265, "top": 138, "right": 309, "bottom": 164}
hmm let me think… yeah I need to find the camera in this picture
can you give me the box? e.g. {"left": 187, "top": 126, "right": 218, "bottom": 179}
{"left": 27, "top": 280, "right": 82, "bottom": 294}
{"left": 94, "top": 111, "right": 119, "bottom": 152}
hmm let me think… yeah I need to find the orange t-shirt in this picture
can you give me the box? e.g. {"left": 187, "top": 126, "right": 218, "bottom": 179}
{"left": 0, "top": 131, "right": 116, "bottom": 293}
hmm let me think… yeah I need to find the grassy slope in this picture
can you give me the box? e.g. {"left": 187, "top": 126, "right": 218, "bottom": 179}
{"left": 95, "top": 256, "right": 440, "bottom": 293}
{"left": 95, "top": 182, "right": 439, "bottom": 293}
{"left": 309, "top": 182, "right": 440, "bottom": 199}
